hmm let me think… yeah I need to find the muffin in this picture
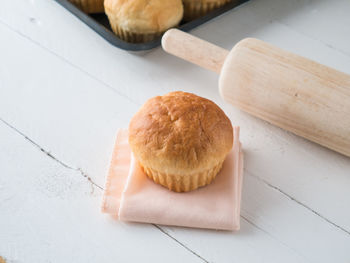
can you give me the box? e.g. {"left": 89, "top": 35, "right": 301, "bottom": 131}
{"left": 128, "top": 91, "right": 233, "bottom": 192}
{"left": 104, "top": 0, "right": 184, "bottom": 43}
{"left": 69, "top": 0, "right": 104, "bottom": 13}
{"left": 182, "top": 0, "right": 232, "bottom": 21}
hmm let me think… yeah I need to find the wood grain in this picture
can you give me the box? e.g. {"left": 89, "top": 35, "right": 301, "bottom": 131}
{"left": 1, "top": 0, "right": 350, "bottom": 262}
{"left": 0, "top": 121, "right": 204, "bottom": 263}
{"left": 162, "top": 29, "right": 229, "bottom": 73}
{"left": 220, "top": 38, "right": 350, "bottom": 157}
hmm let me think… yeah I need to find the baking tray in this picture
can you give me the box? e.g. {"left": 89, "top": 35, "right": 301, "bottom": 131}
{"left": 54, "top": 0, "right": 250, "bottom": 51}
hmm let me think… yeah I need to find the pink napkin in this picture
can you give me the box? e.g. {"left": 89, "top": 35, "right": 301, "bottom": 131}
{"left": 101, "top": 127, "right": 243, "bottom": 230}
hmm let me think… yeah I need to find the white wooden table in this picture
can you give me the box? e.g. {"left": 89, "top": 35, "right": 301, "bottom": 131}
{"left": 1, "top": 0, "right": 350, "bottom": 262}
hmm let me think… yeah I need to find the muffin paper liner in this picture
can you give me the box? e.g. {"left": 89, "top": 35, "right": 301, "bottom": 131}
{"left": 183, "top": 0, "right": 232, "bottom": 21}
{"left": 69, "top": 0, "right": 104, "bottom": 13}
{"left": 141, "top": 161, "right": 224, "bottom": 192}
{"left": 110, "top": 25, "right": 163, "bottom": 43}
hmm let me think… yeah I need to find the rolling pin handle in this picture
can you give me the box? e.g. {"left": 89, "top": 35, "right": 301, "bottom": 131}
{"left": 162, "top": 29, "right": 229, "bottom": 74}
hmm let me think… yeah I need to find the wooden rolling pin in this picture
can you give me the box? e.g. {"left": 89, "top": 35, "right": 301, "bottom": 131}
{"left": 162, "top": 29, "right": 350, "bottom": 157}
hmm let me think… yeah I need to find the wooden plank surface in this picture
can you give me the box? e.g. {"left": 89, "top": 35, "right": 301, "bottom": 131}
{"left": 1, "top": 0, "right": 350, "bottom": 262}
{"left": 0, "top": 121, "right": 205, "bottom": 262}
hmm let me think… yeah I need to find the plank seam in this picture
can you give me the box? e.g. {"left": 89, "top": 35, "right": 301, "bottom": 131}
{"left": 1, "top": 14, "right": 349, "bottom": 250}
{"left": 240, "top": 215, "right": 311, "bottom": 262}
{"left": 0, "top": 117, "right": 212, "bottom": 261}
{"left": 245, "top": 169, "right": 350, "bottom": 235}
{"left": 0, "top": 117, "right": 103, "bottom": 191}
{"left": 0, "top": 18, "right": 138, "bottom": 106}
{"left": 275, "top": 20, "right": 350, "bottom": 59}
{"left": 153, "top": 224, "right": 211, "bottom": 263}
{"left": 2, "top": 116, "right": 349, "bottom": 237}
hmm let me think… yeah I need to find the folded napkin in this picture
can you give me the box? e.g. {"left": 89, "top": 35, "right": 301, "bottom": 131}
{"left": 101, "top": 127, "right": 243, "bottom": 230}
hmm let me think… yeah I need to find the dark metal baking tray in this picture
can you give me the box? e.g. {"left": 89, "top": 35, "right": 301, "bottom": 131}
{"left": 54, "top": 0, "right": 250, "bottom": 51}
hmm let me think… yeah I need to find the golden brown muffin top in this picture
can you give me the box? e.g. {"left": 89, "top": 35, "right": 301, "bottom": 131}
{"left": 128, "top": 91, "right": 233, "bottom": 175}
{"left": 104, "top": 0, "right": 183, "bottom": 33}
